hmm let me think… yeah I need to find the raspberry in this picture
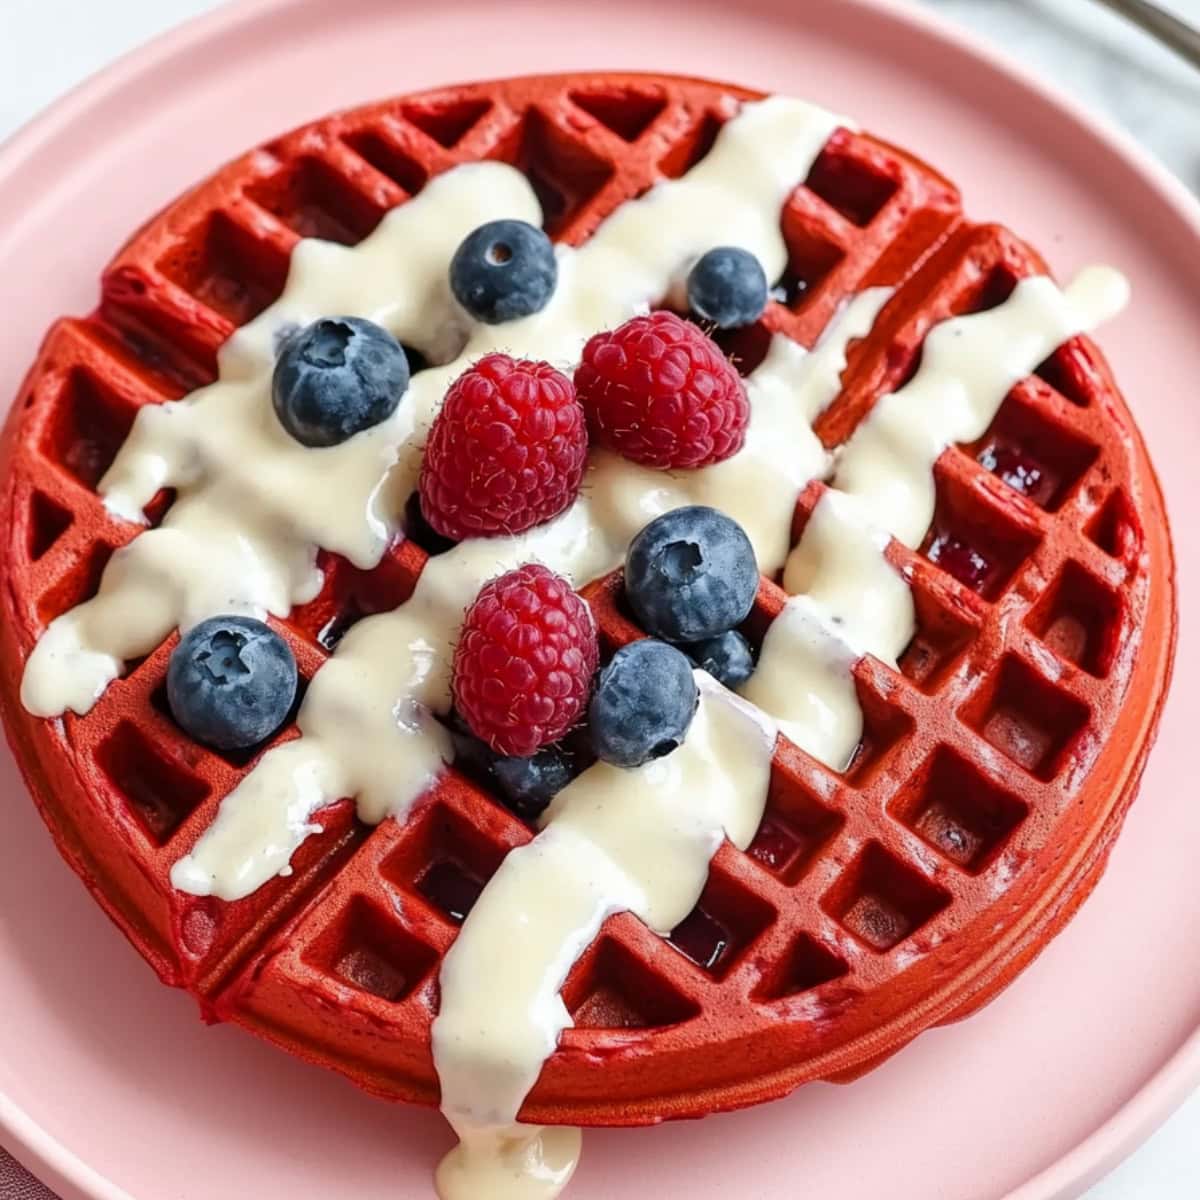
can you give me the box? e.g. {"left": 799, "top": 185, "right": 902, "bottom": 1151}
{"left": 452, "top": 564, "right": 598, "bottom": 757}
{"left": 574, "top": 311, "right": 749, "bottom": 469}
{"left": 419, "top": 354, "right": 587, "bottom": 541}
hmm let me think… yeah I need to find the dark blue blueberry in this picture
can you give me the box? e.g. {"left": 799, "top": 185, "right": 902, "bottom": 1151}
{"left": 685, "top": 629, "right": 755, "bottom": 689}
{"left": 686, "top": 247, "right": 768, "bottom": 329}
{"left": 272, "top": 316, "right": 409, "bottom": 447}
{"left": 449, "top": 219, "right": 557, "bottom": 324}
{"left": 445, "top": 714, "right": 578, "bottom": 822}
{"left": 445, "top": 709, "right": 500, "bottom": 777}
{"left": 589, "top": 640, "right": 698, "bottom": 768}
{"left": 493, "top": 746, "right": 578, "bottom": 821}
{"left": 625, "top": 506, "right": 759, "bottom": 643}
{"left": 167, "top": 616, "right": 297, "bottom": 751}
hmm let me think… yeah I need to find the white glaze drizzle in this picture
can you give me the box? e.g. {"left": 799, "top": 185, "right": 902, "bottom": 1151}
{"left": 433, "top": 675, "right": 775, "bottom": 1200}
{"left": 742, "top": 266, "right": 1131, "bottom": 769}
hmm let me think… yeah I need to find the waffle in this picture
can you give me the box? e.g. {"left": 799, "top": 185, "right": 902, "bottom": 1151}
{"left": 0, "top": 73, "right": 1175, "bottom": 1127}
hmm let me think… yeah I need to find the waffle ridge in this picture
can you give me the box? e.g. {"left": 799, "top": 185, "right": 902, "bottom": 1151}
{"left": 0, "top": 73, "right": 1175, "bottom": 1124}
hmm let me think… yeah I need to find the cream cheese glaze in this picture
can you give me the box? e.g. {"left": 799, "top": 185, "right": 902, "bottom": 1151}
{"left": 433, "top": 674, "right": 776, "bottom": 1200}
{"left": 742, "top": 266, "right": 1130, "bottom": 769}
{"left": 741, "top": 488, "right": 910, "bottom": 768}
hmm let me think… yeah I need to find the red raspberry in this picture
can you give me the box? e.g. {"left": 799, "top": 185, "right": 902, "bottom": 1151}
{"left": 420, "top": 354, "right": 587, "bottom": 541}
{"left": 574, "top": 311, "right": 749, "bottom": 469}
{"left": 452, "top": 564, "right": 598, "bottom": 757}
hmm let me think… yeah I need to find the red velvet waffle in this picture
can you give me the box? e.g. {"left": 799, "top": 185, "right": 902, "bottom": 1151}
{"left": 0, "top": 74, "right": 1175, "bottom": 1126}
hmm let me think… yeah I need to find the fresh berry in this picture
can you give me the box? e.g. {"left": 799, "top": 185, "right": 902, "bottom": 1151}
{"left": 445, "top": 711, "right": 580, "bottom": 821}
{"left": 452, "top": 564, "right": 598, "bottom": 757}
{"left": 685, "top": 629, "right": 755, "bottom": 688}
{"left": 589, "top": 640, "right": 698, "bottom": 768}
{"left": 450, "top": 219, "right": 558, "bottom": 324}
{"left": 625, "top": 506, "right": 759, "bottom": 642}
{"left": 272, "top": 317, "right": 409, "bottom": 447}
{"left": 167, "top": 616, "right": 298, "bottom": 751}
{"left": 686, "top": 247, "right": 768, "bottom": 329}
{"left": 574, "top": 311, "right": 749, "bottom": 469}
{"left": 493, "top": 745, "right": 578, "bottom": 821}
{"left": 445, "top": 710, "right": 501, "bottom": 776}
{"left": 420, "top": 355, "right": 586, "bottom": 541}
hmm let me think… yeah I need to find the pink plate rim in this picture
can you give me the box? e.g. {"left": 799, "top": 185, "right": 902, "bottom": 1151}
{"left": 0, "top": 1, "right": 1198, "bottom": 1198}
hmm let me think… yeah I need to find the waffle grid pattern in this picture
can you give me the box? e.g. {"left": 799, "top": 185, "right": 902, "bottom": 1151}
{"left": 0, "top": 75, "right": 1170, "bottom": 1123}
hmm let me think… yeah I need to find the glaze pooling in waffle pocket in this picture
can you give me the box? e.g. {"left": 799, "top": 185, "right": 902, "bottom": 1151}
{"left": 14, "top": 87, "right": 1132, "bottom": 1200}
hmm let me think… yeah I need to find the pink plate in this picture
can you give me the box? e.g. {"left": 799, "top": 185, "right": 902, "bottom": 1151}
{"left": 1, "top": 1, "right": 1199, "bottom": 1197}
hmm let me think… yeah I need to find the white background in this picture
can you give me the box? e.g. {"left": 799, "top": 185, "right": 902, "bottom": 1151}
{"left": 1, "top": 0, "right": 1198, "bottom": 1196}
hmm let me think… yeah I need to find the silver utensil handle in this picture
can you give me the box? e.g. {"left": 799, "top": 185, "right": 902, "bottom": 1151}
{"left": 1092, "top": 0, "right": 1200, "bottom": 69}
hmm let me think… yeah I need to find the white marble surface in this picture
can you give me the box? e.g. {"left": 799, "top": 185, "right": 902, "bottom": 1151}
{"left": 926, "top": 0, "right": 1200, "bottom": 191}
{"left": 0, "top": 0, "right": 1198, "bottom": 1197}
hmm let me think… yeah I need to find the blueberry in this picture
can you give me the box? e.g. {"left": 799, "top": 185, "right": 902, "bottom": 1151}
{"left": 589, "top": 640, "right": 698, "bottom": 768}
{"left": 445, "top": 710, "right": 500, "bottom": 776}
{"left": 686, "top": 247, "right": 768, "bottom": 329}
{"left": 272, "top": 316, "right": 409, "bottom": 447}
{"left": 493, "top": 746, "right": 578, "bottom": 821}
{"left": 449, "top": 219, "right": 557, "bottom": 324}
{"left": 625, "top": 506, "right": 759, "bottom": 643}
{"left": 167, "top": 616, "right": 298, "bottom": 751}
{"left": 685, "top": 630, "right": 755, "bottom": 688}
{"left": 445, "top": 713, "right": 579, "bottom": 822}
